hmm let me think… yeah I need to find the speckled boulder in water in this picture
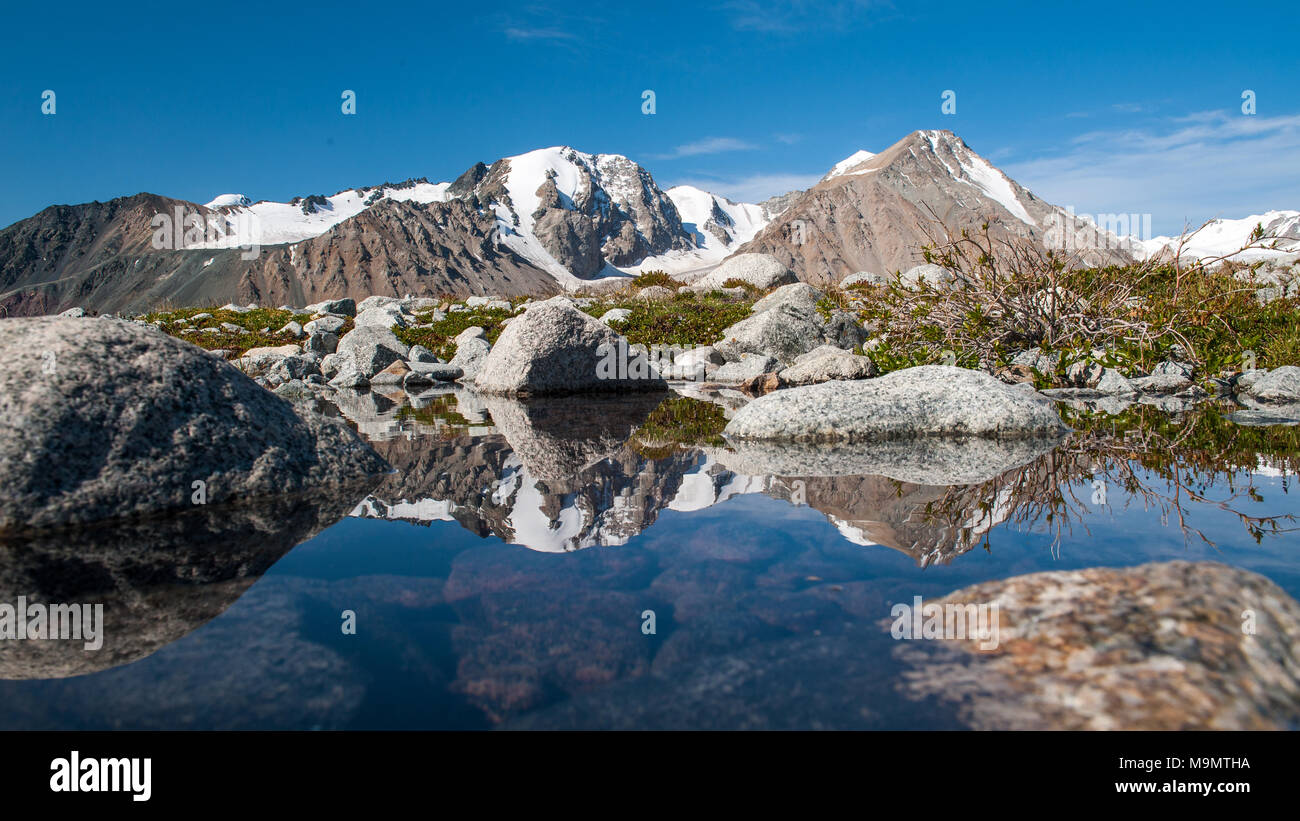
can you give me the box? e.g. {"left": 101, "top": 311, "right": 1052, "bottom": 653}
{"left": 724, "top": 365, "right": 1068, "bottom": 442}
{"left": 0, "top": 317, "right": 389, "bottom": 532}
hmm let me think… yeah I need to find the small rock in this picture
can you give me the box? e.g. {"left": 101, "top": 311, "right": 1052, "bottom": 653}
{"left": 407, "top": 362, "right": 464, "bottom": 381}
{"left": 1129, "top": 373, "right": 1193, "bottom": 394}
{"left": 304, "top": 332, "right": 339, "bottom": 355}
{"left": 305, "top": 298, "right": 356, "bottom": 316}
{"left": 636, "top": 286, "right": 674, "bottom": 301}
{"left": 1244, "top": 365, "right": 1300, "bottom": 404}
{"left": 600, "top": 308, "right": 633, "bottom": 325}
{"left": 778, "top": 348, "right": 878, "bottom": 387}
{"left": 736, "top": 372, "right": 784, "bottom": 396}
{"left": 408, "top": 344, "right": 439, "bottom": 364}
{"left": 899, "top": 263, "right": 957, "bottom": 291}
{"left": 328, "top": 369, "right": 370, "bottom": 389}
{"left": 354, "top": 305, "right": 409, "bottom": 330}
{"left": 369, "top": 360, "right": 411, "bottom": 386}
{"left": 712, "top": 354, "right": 779, "bottom": 384}
{"left": 839, "top": 271, "right": 890, "bottom": 289}
{"left": 1066, "top": 359, "right": 1104, "bottom": 388}
{"left": 304, "top": 315, "right": 347, "bottom": 335}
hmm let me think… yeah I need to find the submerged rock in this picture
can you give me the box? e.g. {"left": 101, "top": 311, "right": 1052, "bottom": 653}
{"left": 0, "top": 484, "right": 376, "bottom": 680}
{"left": 894, "top": 561, "right": 1300, "bottom": 730}
{"left": 0, "top": 318, "right": 389, "bottom": 531}
{"left": 724, "top": 365, "right": 1068, "bottom": 443}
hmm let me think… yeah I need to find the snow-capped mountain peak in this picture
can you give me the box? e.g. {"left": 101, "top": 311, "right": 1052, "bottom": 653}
{"left": 823, "top": 149, "right": 877, "bottom": 180}
{"left": 1139, "top": 210, "right": 1300, "bottom": 261}
{"left": 204, "top": 193, "right": 251, "bottom": 208}
{"left": 193, "top": 180, "right": 451, "bottom": 247}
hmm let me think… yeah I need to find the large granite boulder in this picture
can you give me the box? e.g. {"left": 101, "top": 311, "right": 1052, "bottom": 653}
{"left": 724, "top": 365, "right": 1068, "bottom": 442}
{"left": 693, "top": 253, "right": 798, "bottom": 291}
{"left": 715, "top": 281, "right": 867, "bottom": 363}
{"left": 474, "top": 297, "right": 667, "bottom": 396}
{"left": 0, "top": 318, "right": 388, "bottom": 531}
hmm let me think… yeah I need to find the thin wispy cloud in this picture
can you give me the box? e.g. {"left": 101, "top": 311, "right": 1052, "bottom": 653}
{"left": 503, "top": 26, "right": 578, "bottom": 42}
{"left": 1007, "top": 110, "right": 1300, "bottom": 235}
{"left": 722, "top": 0, "right": 894, "bottom": 33}
{"left": 672, "top": 172, "right": 822, "bottom": 203}
{"left": 652, "top": 137, "right": 759, "bottom": 160}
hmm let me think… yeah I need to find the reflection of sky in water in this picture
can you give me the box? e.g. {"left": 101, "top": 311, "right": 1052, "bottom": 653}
{"left": 0, "top": 454, "right": 1294, "bottom": 730}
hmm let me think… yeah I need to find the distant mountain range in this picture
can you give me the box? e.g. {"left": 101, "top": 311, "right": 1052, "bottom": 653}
{"left": 1, "top": 130, "right": 1294, "bottom": 316}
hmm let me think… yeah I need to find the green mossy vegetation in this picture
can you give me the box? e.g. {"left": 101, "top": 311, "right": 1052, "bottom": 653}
{"left": 141, "top": 305, "right": 317, "bottom": 357}
{"left": 393, "top": 305, "right": 517, "bottom": 361}
{"left": 580, "top": 290, "right": 754, "bottom": 347}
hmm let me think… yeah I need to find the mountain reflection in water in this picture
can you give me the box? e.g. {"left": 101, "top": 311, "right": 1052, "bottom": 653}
{"left": 0, "top": 387, "right": 1296, "bottom": 729}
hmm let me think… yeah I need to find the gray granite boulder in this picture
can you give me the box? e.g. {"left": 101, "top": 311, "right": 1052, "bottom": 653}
{"left": 1243, "top": 365, "right": 1300, "bottom": 404}
{"left": 750, "top": 282, "right": 823, "bottom": 318}
{"left": 448, "top": 326, "right": 492, "bottom": 381}
{"left": 305, "top": 298, "right": 356, "bottom": 317}
{"left": 333, "top": 326, "right": 409, "bottom": 378}
{"left": 712, "top": 353, "right": 779, "bottom": 384}
{"left": 899, "top": 263, "right": 957, "bottom": 290}
{"left": 778, "top": 347, "right": 878, "bottom": 386}
{"left": 304, "top": 315, "right": 347, "bottom": 335}
{"left": 407, "top": 362, "right": 463, "bottom": 382}
{"left": 474, "top": 297, "right": 667, "bottom": 396}
{"left": 353, "top": 304, "right": 409, "bottom": 330}
{"left": 839, "top": 271, "right": 889, "bottom": 288}
{"left": 724, "top": 365, "right": 1068, "bottom": 443}
{"left": 693, "top": 253, "right": 797, "bottom": 291}
{"left": 599, "top": 308, "right": 633, "bottom": 325}
{"left": 715, "top": 307, "right": 825, "bottom": 364}
{"left": 0, "top": 318, "right": 388, "bottom": 532}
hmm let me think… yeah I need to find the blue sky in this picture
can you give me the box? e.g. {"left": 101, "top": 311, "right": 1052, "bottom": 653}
{"left": 1, "top": 0, "right": 1297, "bottom": 235}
